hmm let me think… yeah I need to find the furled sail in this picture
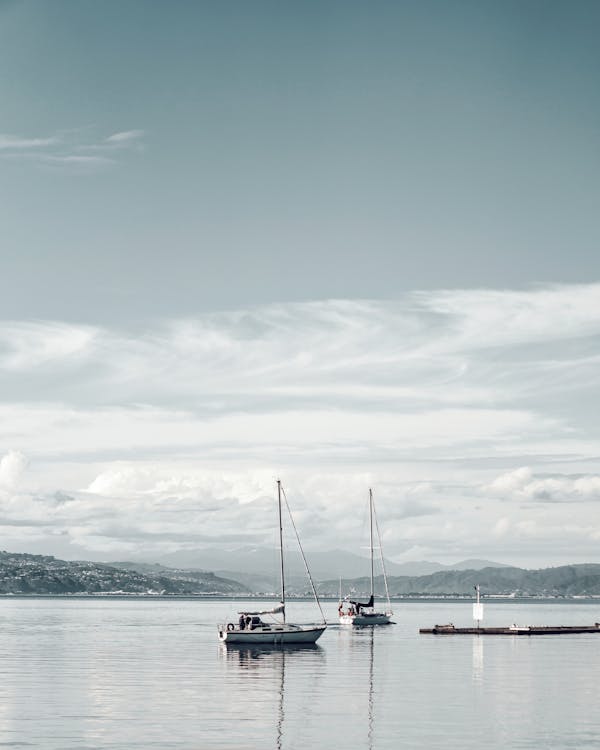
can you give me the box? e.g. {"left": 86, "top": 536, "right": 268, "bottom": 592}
{"left": 237, "top": 603, "right": 285, "bottom": 616}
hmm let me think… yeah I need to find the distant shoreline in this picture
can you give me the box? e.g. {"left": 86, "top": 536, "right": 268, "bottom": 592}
{"left": 1, "top": 594, "right": 599, "bottom": 603}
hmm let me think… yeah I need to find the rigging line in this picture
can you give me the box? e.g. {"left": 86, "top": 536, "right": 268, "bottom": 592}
{"left": 372, "top": 494, "right": 392, "bottom": 612}
{"left": 280, "top": 485, "right": 327, "bottom": 624}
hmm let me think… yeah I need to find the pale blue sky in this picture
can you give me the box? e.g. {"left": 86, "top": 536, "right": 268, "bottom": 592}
{"left": 1, "top": 0, "right": 599, "bottom": 322}
{"left": 1, "top": 1, "right": 600, "bottom": 566}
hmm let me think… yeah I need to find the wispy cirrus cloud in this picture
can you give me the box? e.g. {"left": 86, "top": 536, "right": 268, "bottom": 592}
{"left": 417, "top": 282, "right": 600, "bottom": 350}
{"left": 1, "top": 282, "right": 597, "bottom": 414}
{"left": 0, "top": 282, "right": 598, "bottom": 457}
{"left": 0, "top": 320, "right": 97, "bottom": 370}
{"left": 0, "top": 134, "right": 59, "bottom": 149}
{"left": 0, "top": 152, "right": 116, "bottom": 170}
{"left": 76, "top": 129, "right": 145, "bottom": 154}
{"left": 42, "top": 154, "right": 116, "bottom": 167}
{"left": 105, "top": 129, "right": 145, "bottom": 144}
{"left": 0, "top": 127, "right": 145, "bottom": 171}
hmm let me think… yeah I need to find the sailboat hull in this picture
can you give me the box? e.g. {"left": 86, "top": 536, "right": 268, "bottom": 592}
{"left": 218, "top": 624, "right": 326, "bottom": 644}
{"left": 339, "top": 612, "right": 392, "bottom": 626}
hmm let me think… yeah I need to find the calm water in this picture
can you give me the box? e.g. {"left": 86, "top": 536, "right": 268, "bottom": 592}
{"left": 1, "top": 598, "right": 599, "bottom": 749}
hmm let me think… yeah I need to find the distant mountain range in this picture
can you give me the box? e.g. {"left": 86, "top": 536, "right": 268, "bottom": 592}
{"left": 153, "top": 546, "right": 508, "bottom": 591}
{"left": 318, "top": 564, "right": 600, "bottom": 598}
{"left": 3, "top": 549, "right": 600, "bottom": 598}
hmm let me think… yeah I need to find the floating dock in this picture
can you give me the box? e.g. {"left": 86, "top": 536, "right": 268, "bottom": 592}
{"left": 420, "top": 623, "right": 600, "bottom": 636}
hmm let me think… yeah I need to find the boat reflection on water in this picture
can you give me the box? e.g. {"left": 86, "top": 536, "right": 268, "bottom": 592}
{"left": 219, "top": 643, "right": 325, "bottom": 750}
{"left": 219, "top": 641, "right": 323, "bottom": 667}
{"left": 367, "top": 628, "right": 374, "bottom": 750}
{"left": 337, "top": 625, "right": 377, "bottom": 750}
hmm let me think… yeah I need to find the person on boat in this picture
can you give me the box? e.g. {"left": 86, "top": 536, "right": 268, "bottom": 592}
{"left": 239, "top": 614, "right": 246, "bottom": 630}
{"left": 351, "top": 594, "right": 373, "bottom": 616}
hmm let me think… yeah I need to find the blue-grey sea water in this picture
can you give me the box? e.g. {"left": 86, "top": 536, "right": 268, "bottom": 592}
{"left": 1, "top": 597, "right": 599, "bottom": 749}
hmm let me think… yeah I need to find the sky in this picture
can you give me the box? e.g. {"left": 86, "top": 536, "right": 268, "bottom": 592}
{"left": 0, "top": 0, "right": 599, "bottom": 569}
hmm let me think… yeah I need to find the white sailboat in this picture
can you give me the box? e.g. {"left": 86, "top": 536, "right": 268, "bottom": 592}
{"left": 218, "top": 480, "right": 327, "bottom": 645}
{"left": 339, "top": 489, "right": 393, "bottom": 626}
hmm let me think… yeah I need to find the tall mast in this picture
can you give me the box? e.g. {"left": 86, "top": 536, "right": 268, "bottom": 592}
{"left": 369, "top": 488, "right": 374, "bottom": 599}
{"left": 277, "top": 479, "right": 286, "bottom": 622}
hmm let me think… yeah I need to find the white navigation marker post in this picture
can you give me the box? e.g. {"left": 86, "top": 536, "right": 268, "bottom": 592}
{"left": 473, "top": 585, "right": 484, "bottom": 630}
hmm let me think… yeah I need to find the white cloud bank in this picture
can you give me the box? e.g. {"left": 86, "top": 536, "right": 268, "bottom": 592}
{"left": 0, "top": 450, "right": 27, "bottom": 490}
{"left": 0, "top": 282, "right": 600, "bottom": 565}
{"left": 486, "top": 467, "right": 600, "bottom": 503}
